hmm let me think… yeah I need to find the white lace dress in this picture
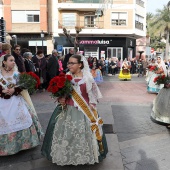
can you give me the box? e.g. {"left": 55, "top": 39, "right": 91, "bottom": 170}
{"left": 151, "top": 88, "right": 170, "bottom": 124}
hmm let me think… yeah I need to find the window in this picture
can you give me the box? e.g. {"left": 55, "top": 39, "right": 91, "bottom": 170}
{"left": 84, "top": 16, "right": 96, "bottom": 27}
{"left": 135, "top": 14, "right": 144, "bottom": 30}
{"left": 62, "top": 13, "right": 76, "bottom": 27}
{"left": 12, "top": 11, "right": 40, "bottom": 23}
{"left": 111, "top": 12, "right": 127, "bottom": 26}
{"left": 107, "top": 47, "right": 123, "bottom": 59}
{"left": 27, "top": 14, "right": 39, "bottom": 22}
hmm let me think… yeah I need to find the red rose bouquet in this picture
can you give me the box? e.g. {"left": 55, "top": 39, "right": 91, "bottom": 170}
{"left": 149, "top": 65, "right": 158, "bottom": 72}
{"left": 153, "top": 75, "right": 170, "bottom": 87}
{"left": 17, "top": 72, "right": 40, "bottom": 94}
{"left": 47, "top": 73, "right": 73, "bottom": 98}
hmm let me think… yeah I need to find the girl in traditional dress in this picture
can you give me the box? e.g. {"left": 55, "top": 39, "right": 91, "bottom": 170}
{"left": 0, "top": 54, "right": 43, "bottom": 156}
{"left": 145, "top": 58, "right": 156, "bottom": 84}
{"left": 147, "top": 56, "right": 166, "bottom": 93}
{"left": 91, "top": 66, "right": 103, "bottom": 85}
{"left": 118, "top": 58, "right": 131, "bottom": 80}
{"left": 41, "top": 54, "right": 108, "bottom": 165}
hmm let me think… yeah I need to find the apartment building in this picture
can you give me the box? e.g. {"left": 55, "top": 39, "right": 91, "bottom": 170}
{"left": 1, "top": 0, "right": 146, "bottom": 58}
{"left": 2, "top": 0, "right": 49, "bottom": 54}
{"left": 51, "top": 0, "right": 146, "bottom": 60}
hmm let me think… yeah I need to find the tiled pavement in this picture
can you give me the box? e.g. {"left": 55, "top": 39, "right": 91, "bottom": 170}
{"left": 1, "top": 74, "right": 169, "bottom": 170}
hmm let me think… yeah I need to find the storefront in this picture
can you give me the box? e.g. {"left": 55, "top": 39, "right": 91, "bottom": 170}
{"left": 54, "top": 36, "right": 136, "bottom": 60}
{"left": 10, "top": 34, "right": 47, "bottom": 55}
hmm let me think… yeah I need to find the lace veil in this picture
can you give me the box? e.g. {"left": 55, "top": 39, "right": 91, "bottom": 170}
{"left": 157, "top": 56, "right": 167, "bottom": 76}
{"left": 81, "top": 55, "right": 102, "bottom": 103}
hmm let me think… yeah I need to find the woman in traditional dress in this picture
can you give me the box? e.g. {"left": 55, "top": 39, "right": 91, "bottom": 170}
{"left": 147, "top": 56, "right": 165, "bottom": 93}
{"left": 41, "top": 54, "right": 108, "bottom": 165}
{"left": 118, "top": 58, "right": 131, "bottom": 80}
{"left": 91, "top": 66, "right": 103, "bottom": 85}
{"left": 0, "top": 54, "right": 44, "bottom": 156}
{"left": 145, "top": 58, "right": 156, "bottom": 84}
{"left": 150, "top": 58, "right": 170, "bottom": 127}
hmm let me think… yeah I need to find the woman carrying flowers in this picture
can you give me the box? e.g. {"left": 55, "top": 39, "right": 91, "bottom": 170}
{"left": 151, "top": 66, "right": 170, "bottom": 128}
{"left": 147, "top": 56, "right": 166, "bottom": 93}
{"left": 0, "top": 54, "right": 43, "bottom": 156}
{"left": 145, "top": 58, "right": 156, "bottom": 84}
{"left": 41, "top": 54, "right": 108, "bottom": 165}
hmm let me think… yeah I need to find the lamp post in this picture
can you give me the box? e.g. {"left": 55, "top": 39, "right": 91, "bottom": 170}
{"left": 41, "top": 30, "right": 44, "bottom": 52}
{"left": 12, "top": 35, "right": 17, "bottom": 45}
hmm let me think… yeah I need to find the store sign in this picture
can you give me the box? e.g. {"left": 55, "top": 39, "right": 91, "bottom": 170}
{"left": 79, "top": 40, "right": 110, "bottom": 45}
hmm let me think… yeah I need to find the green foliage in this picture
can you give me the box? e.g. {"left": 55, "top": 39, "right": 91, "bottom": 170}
{"left": 147, "top": 5, "right": 170, "bottom": 51}
{"left": 17, "top": 73, "right": 37, "bottom": 94}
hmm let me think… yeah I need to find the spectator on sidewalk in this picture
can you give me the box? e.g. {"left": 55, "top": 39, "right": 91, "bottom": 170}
{"left": 12, "top": 45, "right": 26, "bottom": 73}
{"left": 47, "top": 49, "right": 60, "bottom": 81}
{"left": 63, "top": 48, "right": 74, "bottom": 70}
{"left": 23, "top": 52, "right": 36, "bottom": 72}
{"left": 142, "top": 58, "right": 148, "bottom": 76}
{"left": 0, "top": 43, "right": 11, "bottom": 57}
{"left": 33, "top": 50, "right": 47, "bottom": 91}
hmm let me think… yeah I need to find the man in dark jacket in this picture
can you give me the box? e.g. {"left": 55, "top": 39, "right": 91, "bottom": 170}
{"left": 47, "top": 49, "right": 59, "bottom": 80}
{"left": 12, "top": 45, "right": 26, "bottom": 72}
{"left": 63, "top": 48, "right": 74, "bottom": 70}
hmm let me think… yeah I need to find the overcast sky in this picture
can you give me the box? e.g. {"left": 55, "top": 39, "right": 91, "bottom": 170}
{"left": 146, "top": 0, "right": 169, "bottom": 14}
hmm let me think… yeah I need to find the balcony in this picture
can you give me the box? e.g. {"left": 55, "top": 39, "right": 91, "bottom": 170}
{"left": 58, "top": 20, "right": 104, "bottom": 29}
{"left": 135, "top": 21, "right": 143, "bottom": 30}
{"left": 58, "top": 0, "right": 101, "bottom": 3}
{"left": 136, "top": 0, "right": 144, "bottom": 7}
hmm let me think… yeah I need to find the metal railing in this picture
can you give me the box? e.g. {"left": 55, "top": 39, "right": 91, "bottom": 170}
{"left": 58, "top": 0, "right": 101, "bottom": 3}
{"left": 58, "top": 20, "right": 104, "bottom": 29}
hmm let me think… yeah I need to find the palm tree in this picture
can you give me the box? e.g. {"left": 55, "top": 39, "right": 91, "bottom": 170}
{"left": 150, "top": 4, "right": 170, "bottom": 60}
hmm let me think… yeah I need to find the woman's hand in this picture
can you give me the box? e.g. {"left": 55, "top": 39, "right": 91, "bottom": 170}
{"left": 2, "top": 88, "right": 15, "bottom": 95}
{"left": 2, "top": 89, "right": 10, "bottom": 94}
{"left": 8, "top": 88, "right": 15, "bottom": 95}
{"left": 58, "top": 97, "right": 66, "bottom": 106}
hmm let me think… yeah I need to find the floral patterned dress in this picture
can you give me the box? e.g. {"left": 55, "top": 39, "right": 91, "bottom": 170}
{"left": 41, "top": 77, "right": 108, "bottom": 165}
{"left": 0, "top": 71, "right": 44, "bottom": 156}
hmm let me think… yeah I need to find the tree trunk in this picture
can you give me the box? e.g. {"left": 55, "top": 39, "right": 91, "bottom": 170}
{"left": 165, "top": 31, "right": 169, "bottom": 60}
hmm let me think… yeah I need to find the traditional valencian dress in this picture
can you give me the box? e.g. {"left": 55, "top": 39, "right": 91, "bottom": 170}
{"left": 0, "top": 70, "right": 44, "bottom": 156}
{"left": 41, "top": 75, "right": 108, "bottom": 165}
{"left": 147, "top": 63, "right": 164, "bottom": 93}
{"left": 151, "top": 86, "right": 170, "bottom": 124}
{"left": 118, "top": 61, "right": 131, "bottom": 80}
{"left": 145, "top": 63, "right": 157, "bottom": 84}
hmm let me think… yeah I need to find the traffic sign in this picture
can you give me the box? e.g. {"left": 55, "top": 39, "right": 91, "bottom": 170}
{"left": 57, "top": 45, "right": 63, "bottom": 52}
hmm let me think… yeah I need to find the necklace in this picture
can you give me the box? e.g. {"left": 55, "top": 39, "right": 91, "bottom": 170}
{"left": 4, "top": 67, "right": 12, "bottom": 73}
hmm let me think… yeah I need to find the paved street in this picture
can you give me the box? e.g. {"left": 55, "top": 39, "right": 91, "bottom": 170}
{"left": 0, "top": 74, "right": 170, "bottom": 170}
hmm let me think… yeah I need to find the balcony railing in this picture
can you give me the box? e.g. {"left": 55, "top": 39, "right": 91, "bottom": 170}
{"left": 58, "top": 20, "right": 104, "bottom": 29}
{"left": 135, "top": 21, "right": 143, "bottom": 30}
{"left": 58, "top": 0, "right": 101, "bottom": 3}
{"left": 136, "top": 0, "right": 144, "bottom": 7}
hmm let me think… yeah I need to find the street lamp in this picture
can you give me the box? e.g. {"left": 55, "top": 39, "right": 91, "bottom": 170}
{"left": 12, "top": 35, "right": 17, "bottom": 45}
{"left": 41, "top": 30, "right": 44, "bottom": 52}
